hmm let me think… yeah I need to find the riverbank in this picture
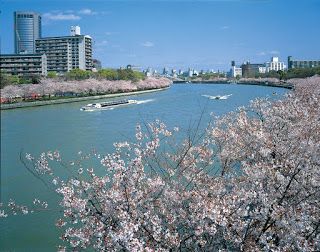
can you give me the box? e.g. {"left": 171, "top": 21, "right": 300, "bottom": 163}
{"left": 0, "top": 77, "right": 172, "bottom": 109}
{"left": 173, "top": 77, "right": 294, "bottom": 89}
{"left": 236, "top": 81, "right": 293, "bottom": 89}
{"left": 0, "top": 87, "right": 169, "bottom": 110}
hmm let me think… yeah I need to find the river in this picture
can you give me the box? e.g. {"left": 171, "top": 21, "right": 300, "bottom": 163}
{"left": 0, "top": 83, "right": 288, "bottom": 251}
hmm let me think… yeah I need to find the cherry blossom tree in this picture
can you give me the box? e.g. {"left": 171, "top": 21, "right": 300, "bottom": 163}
{"left": 0, "top": 77, "right": 171, "bottom": 99}
{"left": 1, "top": 76, "right": 319, "bottom": 251}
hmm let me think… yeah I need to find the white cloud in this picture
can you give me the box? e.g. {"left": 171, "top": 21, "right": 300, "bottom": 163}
{"left": 95, "top": 40, "right": 109, "bottom": 47}
{"left": 257, "top": 51, "right": 266, "bottom": 56}
{"left": 43, "top": 9, "right": 99, "bottom": 22}
{"left": 43, "top": 12, "right": 81, "bottom": 21}
{"left": 78, "top": 9, "right": 97, "bottom": 15}
{"left": 220, "top": 25, "right": 230, "bottom": 30}
{"left": 257, "top": 50, "right": 279, "bottom": 56}
{"left": 141, "top": 41, "right": 154, "bottom": 47}
{"left": 269, "top": 50, "right": 279, "bottom": 55}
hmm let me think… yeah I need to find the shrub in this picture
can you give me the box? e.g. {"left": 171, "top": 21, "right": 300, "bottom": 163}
{"left": 47, "top": 71, "right": 57, "bottom": 78}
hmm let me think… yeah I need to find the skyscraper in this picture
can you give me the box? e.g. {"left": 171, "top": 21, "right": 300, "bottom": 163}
{"left": 14, "top": 11, "right": 41, "bottom": 54}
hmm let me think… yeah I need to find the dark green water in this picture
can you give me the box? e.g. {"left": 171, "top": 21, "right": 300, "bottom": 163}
{"left": 0, "top": 83, "right": 287, "bottom": 251}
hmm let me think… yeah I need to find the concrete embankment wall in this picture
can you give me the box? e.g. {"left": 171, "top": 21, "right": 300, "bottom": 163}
{"left": 1, "top": 87, "right": 169, "bottom": 110}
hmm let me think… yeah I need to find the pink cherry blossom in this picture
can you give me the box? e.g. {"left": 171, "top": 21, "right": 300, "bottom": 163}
{"left": 1, "top": 76, "right": 319, "bottom": 251}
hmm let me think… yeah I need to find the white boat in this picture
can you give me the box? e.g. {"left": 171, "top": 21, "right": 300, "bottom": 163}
{"left": 202, "top": 94, "right": 232, "bottom": 100}
{"left": 81, "top": 99, "right": 137, "bottom": 111}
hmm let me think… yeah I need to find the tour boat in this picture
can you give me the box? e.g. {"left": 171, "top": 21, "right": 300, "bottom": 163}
{"left": 81, "top": 99, "right": 137, "bottom": 111}
{"left": 202, "top": 94, "right": 232, "bottom": 100}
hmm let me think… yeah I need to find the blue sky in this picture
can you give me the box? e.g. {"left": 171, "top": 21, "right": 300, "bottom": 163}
{"left": 1, "top": 0, "right": 319, "bottom": 71}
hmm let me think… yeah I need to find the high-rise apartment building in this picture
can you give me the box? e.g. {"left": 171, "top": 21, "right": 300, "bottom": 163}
{"left": 0, "top": 54, "right": 47, "bottom": 76}
{"left": 288, "top": 56, "right": 320, "bottom": 69}
{"left": 35, "top": 27, "right": 92, "bottom": 73}
{"left": 14, "top": 11, "right": 41, "bottom": 54}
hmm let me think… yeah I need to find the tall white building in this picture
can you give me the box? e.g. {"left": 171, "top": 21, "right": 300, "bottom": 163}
{"left": 188, "top": 68, "right": 199, "bottom": 77}
{"left": 230, "top": 66, "right": 242, "bottom": 77}
{"left": 70, "top": 25, "right": 81, "bottom": 36}
{"left": 266, "top": 57, "right": 286, "bottom": 72}
{"left": 259, "top": 66, "right": 267, "bottom": 74}
{"left": 229, "top": 61, "right": 242, "bottom": 78}
{"left": 35, "top": 26, "right": 92, "bottom": 73}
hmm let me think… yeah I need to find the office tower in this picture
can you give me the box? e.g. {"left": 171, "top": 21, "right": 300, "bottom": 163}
{"left": 14, "top": 11, "right": 41, "bottom": 54}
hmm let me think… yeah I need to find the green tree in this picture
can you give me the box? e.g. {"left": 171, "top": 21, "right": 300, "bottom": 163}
{"left": 65, "top": 69, "right": 92, "bottom": 80}
{"left": 277, "top": 70, "right": 287, "bottom": 80}
{"left": 47, "top": 71, "right": 57, "bottom": 78}
{"left": 97, "top": 69, "right": 118, "bottom": 80}
{"left": 11, "top": 75, "right": 21, "bottom": 85}
{"left": 30, "top": 75, "right": 41, "bottom": 84}
{"left": 1, "top": 72, "right": 14, "bottom": 88}
{"left": 0, "top": 72, "right": 24, "bottom": 88}
{"left": 286, "top": 67, "right": 320, "bottom": 79}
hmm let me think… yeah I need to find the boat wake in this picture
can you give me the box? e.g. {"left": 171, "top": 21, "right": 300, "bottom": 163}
{"left": 202, "top": 94, "right": 232, "bottom": 100}
{"left": 81, "top": 99, "right": 154, "bottom": 111}
{"left": 82, "top": 107, "right": 115, "bottom": 112}
{"left": 136, "top": 99, "right": 154, "bottom": 104}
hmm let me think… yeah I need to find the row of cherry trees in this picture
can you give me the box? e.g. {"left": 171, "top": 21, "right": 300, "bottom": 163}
{"left": 0, "top": 77, "right": 171, "bottom": 99}
{"left": 1, "top": 76, "right": 319, "bottom": 251}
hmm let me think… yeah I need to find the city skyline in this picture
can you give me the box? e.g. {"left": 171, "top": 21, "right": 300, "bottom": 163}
{"left": 1, "top": 0, "right": 320, "bottom": 71}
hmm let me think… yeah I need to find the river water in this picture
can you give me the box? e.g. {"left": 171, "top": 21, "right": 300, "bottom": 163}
{"left": 0, "top": 83, "right": 288, "bottom": 251}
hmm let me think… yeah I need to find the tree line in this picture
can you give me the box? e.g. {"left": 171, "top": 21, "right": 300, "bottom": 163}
{"left": 0, "top": 68, "right": 145, "bottom": 89}
{"left": 253, "top": 66, "right": 320, "bottom": 80}
{"left": 62, "top": 68, "right": 145, "bottom": 82}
